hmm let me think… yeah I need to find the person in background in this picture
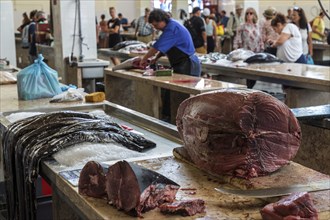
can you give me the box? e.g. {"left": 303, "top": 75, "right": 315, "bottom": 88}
{"left": 269, "top": 13, "right": 306, "bottom": 64}
{"left": 286, "top": 7, "right": 293, "bottom": 22}
{"left": 19, "top": 12, "right": 32, "bottom": 48}
{"left": 220, "top": 10, "right": 229, "bottom": 28}
{"left": 118, "top": 13, "right": 129, "bottom": 31}
{"left": 234, "top": 7, "right": 263, "bottom": 89}
{"left": 17, "top": 12, "right": 31, "bottom": 33}
{"left": 189, "top": 7, "right": 207, "bottom": 54}
{"left": 27, "top": 10, "right": 39, "bottom": 63}
{"left": 135, "top": 8, "right": 154, "bottom": 43}
{"left": 140, "top": 9, "right": 201, "bottom": 76}
{"left": 292, "top": 7, "right": 313, "bottom": 62}
{"left": 99, "top": 14, "right": 108, "bottom": 48}
{"left": 210, "top": 7, "right": 221, "bottom": 23}
{"left": 233, "top": 7, "right": 263, "bottom": 52}
{"left": 107, "top": 7, "right": 121, "bottom": 65}
{"left": 260, "top": 8, "right": 278, "bottom": 55}
{"left": 140, "top": 9, "right": 201, "bottom": 121}
{"left": 203, "top": 8, "right": 217, "bottom": 53}
{"left": 311, "top": 11, "right": 326, "bottom": 41}
{"left": 224, "top": 4, "right": 244, "bottom": 53}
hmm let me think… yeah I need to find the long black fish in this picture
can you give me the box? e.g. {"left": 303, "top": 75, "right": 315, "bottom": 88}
{"left": 3, "top": 111, "right": 156, "bottom": 220}
{"left": 112, "top": 40, "right": 145, "bottom": 50}
{"left": 244, "top": 52, "right": 283, "bottom": 63}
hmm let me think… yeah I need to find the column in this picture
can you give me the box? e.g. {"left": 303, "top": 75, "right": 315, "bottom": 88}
{"left": 52, "top": 0, "right": 98, "bottom": 83}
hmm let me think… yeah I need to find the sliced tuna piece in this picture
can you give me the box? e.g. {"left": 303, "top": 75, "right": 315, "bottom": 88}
{"left": 106, "top": 160, "right": 180, "bottom": 217}
{"left": 159, "top": 199, "right": 206, "bottom": 216}
{"left": 78, "top": 161, "right": 107, "bottom": 198}
{"left": 260, "top": 192, "right": 318, "bottom": 220}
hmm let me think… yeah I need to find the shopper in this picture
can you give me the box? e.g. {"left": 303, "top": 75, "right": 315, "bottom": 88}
{"left": 269, "top": 13, "right": 306, "bottom": 64}
{"left": 233, "top": 7, "right": 263, "bottom": 52}
{"left": 99, "top": 14, "right": 108, "bottom": 48}
{"left": 260, "top": 8, "right": 278, "bottom": 55}
{"left": 223, "top": 4, "right": 244, "bottom": 53}
{"left": 140, "top": 9, "right": 201, "bottom": 76}
{"left": 107, "top": 7, "right": 121, "bottom": 65}
{"left": 118, "top": 13, "right": 129, "bottom": 31}
{"left": 311, "top": 11, "right": 326, "bottom": 41}
{"left": 27, "top": 10, "right": 40, "bottom": 63}
{"left": 292, "top": 7, "right": 313, "bottom": 62}
{"left": 203, "top": 8, "right": 217, "bottom": 53}
{"left": 17, "top": 12, "right": 31, "bottom": 33}
{"left": 220, "top": 10, "right": 229, "bottom": 28}
{"left": 188, "top": 7, "right": 207, "bottom": 54}
{"left": 135, "top": 8, "right": 154, "bottom": 43}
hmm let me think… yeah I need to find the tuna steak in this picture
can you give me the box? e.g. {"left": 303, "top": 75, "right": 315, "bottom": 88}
{"left": 78, "top": 161, "right": 107, "bottom": 199}
{"left": 106, "top": 160, "right": 180, "bottom": 217}
{"left": 176, "top": 89, "right": 301, "bottom": 178}
{"left": 159, "top": 199, "right": 206, "bottom": 216}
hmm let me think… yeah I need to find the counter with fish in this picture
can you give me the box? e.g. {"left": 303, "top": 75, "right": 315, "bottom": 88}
{"left": 104, "top": 68, "right": 245, "bottom": 124}
{"left": 1, "top": 84, "right": 329, "bottom": 219}
{"left": 99, "top": 47, "right": 330, "bottom": 108}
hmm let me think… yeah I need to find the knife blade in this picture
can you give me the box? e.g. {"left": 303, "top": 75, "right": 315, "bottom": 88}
{"left": 215, "top": 181, "right": 330, "bottom": 198}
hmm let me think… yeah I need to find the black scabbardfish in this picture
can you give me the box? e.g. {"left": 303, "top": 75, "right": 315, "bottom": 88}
{"left": 244, "top": 53, "right": 283, "bottom": 63}
{"left": 3, "top": 111, "right": 156, "bottom": 220}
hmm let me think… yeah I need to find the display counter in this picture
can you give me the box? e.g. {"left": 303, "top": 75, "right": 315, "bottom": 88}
{"left": 99, "top": 49, "right": 330, "bottom": 108}
{"left": 0, "top": 84, "right": 329, "bottom": 220}
{"left": 313, "top": 41, "right": 330, "bottom": 62}
{"left": 104, "top": 68, "right": 245, "bottom": 124}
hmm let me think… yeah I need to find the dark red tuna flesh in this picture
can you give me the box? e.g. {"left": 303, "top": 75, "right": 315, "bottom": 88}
{"left": 78, "top": 161, "right": 107, "bottom": 198}
{"left": 176, "top": 89, "right": 301, "bottom": 178}
{"left": 106, "top": 160, "right": 180, "bottom": 217}
{"left": 260, "top": 192, "right": 318, "bottom": 220}
{"left": 159, "top": 199, "right": 206, "bottom": 216}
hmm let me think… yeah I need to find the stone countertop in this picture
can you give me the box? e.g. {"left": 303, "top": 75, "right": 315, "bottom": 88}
{"left": 99, "top": 49, "right": 330, "bottom": 92}
{"left": 105, "top": 69, "right": 246, "bottom": 95}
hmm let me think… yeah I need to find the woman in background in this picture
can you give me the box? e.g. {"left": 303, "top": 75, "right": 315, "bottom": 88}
{"left": 99, "top": 14, "right": 108, "bottom": 48}
{"left": 311, "top": 11, "right": 326, "bottom": 41}
{"left": 269, "top": 13, "right": 306, "bottom": 64}
{"left": 233, "top": 7, "right": 263, "bottom": 52}
{"left": 17, "top": 12, "right": 31, "bottom": 33}
{"left": 203, "top": 8, "right": 217, "bottom": 53}
{"left": 291, "top": 7, "right": 313, "bottom": 63}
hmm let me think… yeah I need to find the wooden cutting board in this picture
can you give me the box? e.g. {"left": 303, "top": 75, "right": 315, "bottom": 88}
{"left": 134, "top": 154, "right": 330, "bottom": 219}
{"left": 64, "top": 153, "right": 330, "bottom": 219}
{"left": 173, "top": 146, "right": 330, "bottom": 191}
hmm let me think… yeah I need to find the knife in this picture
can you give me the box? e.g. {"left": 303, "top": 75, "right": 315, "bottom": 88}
{"left": 215, "top": 181, "right": 330, "bottom": 198}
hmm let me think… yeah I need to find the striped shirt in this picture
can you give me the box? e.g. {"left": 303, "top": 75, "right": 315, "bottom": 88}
{"left": 136, "top": 15, "right": 153, "bottom": 36}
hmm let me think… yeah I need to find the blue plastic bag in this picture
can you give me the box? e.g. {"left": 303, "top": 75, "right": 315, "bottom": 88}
{"left": 17, "top": 54, "right": 62, "bottom": 100}
{"left": 306, "top": 54, "right": 314, "bottom": 65}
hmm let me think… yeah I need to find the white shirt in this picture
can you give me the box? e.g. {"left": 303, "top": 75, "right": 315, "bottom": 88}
{"left": 277, "top": 23, "right": 303, "bottom": 62}
{"left": 298, "top": 23, "right": 312, "bottom": 55}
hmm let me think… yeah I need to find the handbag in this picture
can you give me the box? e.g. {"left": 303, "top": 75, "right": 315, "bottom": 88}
{"left": 306, "top": 54, "right": 314, "bottom": 65}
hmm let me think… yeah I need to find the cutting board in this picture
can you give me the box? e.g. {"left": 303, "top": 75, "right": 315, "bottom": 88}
{"left": 173, "top": 146, "right": 330, "bottom": 191}
{"left": 64, "top": 154, "right": 330, "bottom": 219}
{"left": 134, "top": 155, "right": 330, "bottom": 219}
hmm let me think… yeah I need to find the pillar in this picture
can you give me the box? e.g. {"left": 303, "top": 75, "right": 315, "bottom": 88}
{"left": 51, "top": 0, "right": 98, "bottom": 83}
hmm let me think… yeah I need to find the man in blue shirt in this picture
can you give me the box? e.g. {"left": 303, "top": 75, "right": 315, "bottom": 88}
{"left": 140, "top": 9, "right": 201, "bottom": 76}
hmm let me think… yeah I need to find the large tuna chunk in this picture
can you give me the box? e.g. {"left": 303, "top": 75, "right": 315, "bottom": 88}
{"left": 106, "top": 160, "right": 180, "bottom": 217}
{"left": 176, "top": 89, "right": 301, "bottom": 178}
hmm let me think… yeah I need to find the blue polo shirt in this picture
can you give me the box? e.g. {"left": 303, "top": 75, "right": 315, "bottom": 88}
{"left": 153, "top": 19, "right": 195, "bottom": 56}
